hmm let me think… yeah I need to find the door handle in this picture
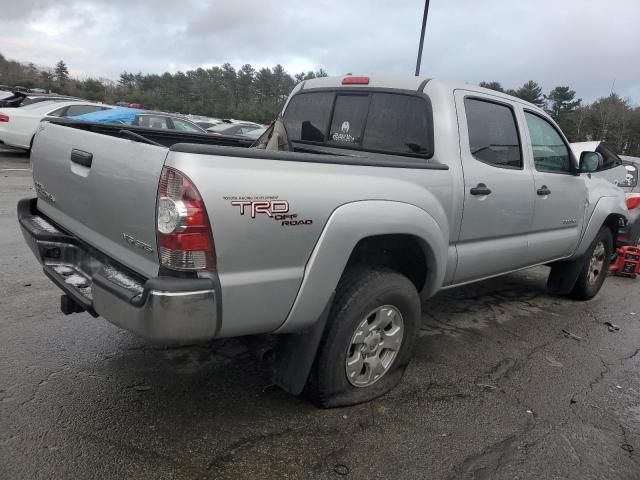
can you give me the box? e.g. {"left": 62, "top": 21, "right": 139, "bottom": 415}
{"left": 70, "top": 149, "right": 93, "bottom": 168}
{"left": 537, "top": 185, "right": 551, "bottom": 196}
{"left": 470, "top": 183, "right": 492, "bottom": 196}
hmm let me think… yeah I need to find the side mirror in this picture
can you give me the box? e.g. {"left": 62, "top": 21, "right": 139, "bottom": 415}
{"left": 579, "top": 151, "right": 604, "bottom": 173}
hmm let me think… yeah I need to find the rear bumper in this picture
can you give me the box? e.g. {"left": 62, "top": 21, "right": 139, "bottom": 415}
{"left": 18, "top": 198, "right": 219, "bottom": 342}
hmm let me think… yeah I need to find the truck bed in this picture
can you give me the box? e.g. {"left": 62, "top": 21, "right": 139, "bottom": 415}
{"left": 45, "top": 117, "right": 256, "bottom": 149}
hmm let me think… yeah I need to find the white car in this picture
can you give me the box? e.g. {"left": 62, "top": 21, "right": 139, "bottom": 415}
{"left": 0, "top": 101, "right": 111, "bottom": 151}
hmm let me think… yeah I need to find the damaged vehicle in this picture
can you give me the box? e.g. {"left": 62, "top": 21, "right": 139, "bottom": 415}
{"left": 18, "top": 76, "right": 628, "bottom": 407}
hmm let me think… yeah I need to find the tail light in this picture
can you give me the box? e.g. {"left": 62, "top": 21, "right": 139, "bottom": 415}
{"left": 156, "top": 166, "right": 215, "bottom": 271}
{"left": 627, "top": 194, "right": 640, "bottom": 210}
{"left": 0, "top": 114, "right": 9, "bottom": 122}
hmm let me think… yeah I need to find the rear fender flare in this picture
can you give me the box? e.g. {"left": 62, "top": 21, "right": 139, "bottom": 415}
{"left": 274, "top": 200, "right": 448, "bottom": 334}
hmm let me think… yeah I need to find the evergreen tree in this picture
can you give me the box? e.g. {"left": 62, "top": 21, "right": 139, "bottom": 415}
{"left": 545, "top": 86, "right": 582, "bottom": 118}
{"left": 478, "top": 81, "right": 505, "bottom": 93}
{"left": 54, "top": 60, "right": 69, "bottom": 86}
{"left": 511, "top": 80, "right": 545, "bottom": 107}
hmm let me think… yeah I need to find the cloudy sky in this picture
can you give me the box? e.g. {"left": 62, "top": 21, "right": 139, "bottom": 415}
{"left": 1, "top": 0, "right": 639, "bottom": 103}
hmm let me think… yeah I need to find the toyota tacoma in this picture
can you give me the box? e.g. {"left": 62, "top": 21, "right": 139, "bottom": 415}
{"left": 18, "top": 76, "right": 628, "bottom": 407}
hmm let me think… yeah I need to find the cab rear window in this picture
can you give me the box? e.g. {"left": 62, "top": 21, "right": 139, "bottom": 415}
{"left": 283, "top": 90, "right": 434, "bottom": 158}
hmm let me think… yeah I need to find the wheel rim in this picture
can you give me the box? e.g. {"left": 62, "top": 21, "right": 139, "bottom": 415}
{"left": 587, "top": 241, "right": 606, "bottom": 286}
{"left": 345, "top": 305, "right": 404, "bottom": 388}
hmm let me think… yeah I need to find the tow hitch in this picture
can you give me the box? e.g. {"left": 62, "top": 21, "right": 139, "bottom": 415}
{"left": 60, "top": 294, "right": 86, "bottom": 315}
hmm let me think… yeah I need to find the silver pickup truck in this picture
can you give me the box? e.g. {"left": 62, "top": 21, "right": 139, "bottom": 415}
{"left": 18, "top": 76, "right": 628, "bottom": 407}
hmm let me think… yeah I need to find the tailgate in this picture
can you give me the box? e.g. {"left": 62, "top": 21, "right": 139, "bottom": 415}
{"left": 31, "top": 121, "right": 168, "bottom": 278}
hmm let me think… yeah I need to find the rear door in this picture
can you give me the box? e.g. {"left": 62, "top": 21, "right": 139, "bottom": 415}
{"left": 521, "top": 111, "right": 588, "bottom": 264}
{"left": 453, "top": 92, "right": 535, "bottom": 283}
{"left": 31, "top": 121, "right": 169, "bottom": 278}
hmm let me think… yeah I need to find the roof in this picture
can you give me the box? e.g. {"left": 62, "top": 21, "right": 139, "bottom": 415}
{"left": 299, "top": 76, "right": 546, "bottom": 113}
{"left": 19, "top": 100, "right": 107, "bottom": 112}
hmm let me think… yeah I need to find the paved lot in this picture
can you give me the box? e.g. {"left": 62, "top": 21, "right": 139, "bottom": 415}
{"left": 1, "top": 147, "right": 639, "bottom": 479}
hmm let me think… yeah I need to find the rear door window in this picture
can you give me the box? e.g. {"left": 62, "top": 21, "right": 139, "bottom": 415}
{"left": 283, "top": 91, "right": 433, "bottom": 158}
{"left": 172, "top": 118, "right": 204, "bottom": 133}
{"left": 464, "top": 98, "right": 522, "bottom": 168}
{"left": 137, "top": 115, "right": 169, "bottom": 129}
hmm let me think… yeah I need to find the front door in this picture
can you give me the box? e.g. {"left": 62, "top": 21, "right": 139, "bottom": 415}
{"left": 453, "top": 92, "right": 535, "bottom": 284}
{"left": 521, "top": 111, "right": 588, "bottom": 264}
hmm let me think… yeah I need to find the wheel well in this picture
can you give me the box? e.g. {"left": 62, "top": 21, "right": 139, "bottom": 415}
{"left": 603, "top": 214, "right": 623, "bottom": 242}
{"left": 344, "top": 234, "right": 427, "bottom": 292}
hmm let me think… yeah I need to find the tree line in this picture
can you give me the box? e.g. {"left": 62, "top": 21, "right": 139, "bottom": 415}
{"left": 479, "top": 80, "right": 640, "bottom": 157}
{"left": 0, "top": 52, "right": 327, "bottom": 123}
{"left": 1, "top": 52, "right": 638, "bottom": 156}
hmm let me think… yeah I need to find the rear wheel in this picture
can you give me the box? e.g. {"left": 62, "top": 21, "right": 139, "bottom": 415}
{"left": 570, "top": 227, "right": 613, "bottom": 300}
{"left": 305, "top": 268, "right": 420, "bottom": 408}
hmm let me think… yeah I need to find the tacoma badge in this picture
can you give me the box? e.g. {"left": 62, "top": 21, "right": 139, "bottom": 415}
{"left": 122, "top": 233, "right": 154, "bottom": 254}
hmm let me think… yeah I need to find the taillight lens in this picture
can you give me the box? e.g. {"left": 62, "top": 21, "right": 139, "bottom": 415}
{"left": 627, "top": 194, "right": 640, "bottom": 210}
{"left": 156, "top": 167, "right": 215, "bottom": 271}
{"left": 0, "top": 114, "right": 9, "bottom": 122}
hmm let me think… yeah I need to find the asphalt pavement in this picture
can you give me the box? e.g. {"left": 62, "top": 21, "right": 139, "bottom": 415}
{"left": 1, "top": 147, "right": 639, "bottom": 479}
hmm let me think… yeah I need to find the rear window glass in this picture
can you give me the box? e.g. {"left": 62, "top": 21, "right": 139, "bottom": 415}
{"left": 328, "top": 95, "right": 369, "bottom": 146}
{"left": 284, "top": 92, "right": 334, "bottom": 143}
{"left": 363, "top": 93, "right": 432, "bottom": 155}
{"left": 283, "top": 91, "right": 433, "bottom": 158}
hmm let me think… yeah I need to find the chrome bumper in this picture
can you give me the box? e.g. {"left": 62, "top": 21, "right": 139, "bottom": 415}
{"left": 18, "top": 198, "right": 219, "bottom": 342}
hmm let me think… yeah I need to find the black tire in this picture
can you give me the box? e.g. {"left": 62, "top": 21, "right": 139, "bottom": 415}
{"left": 304, "top": 268, "right": 420, "bottom": 408}
{"left": 570, "top": 227, "right": 613, "bottom": 300}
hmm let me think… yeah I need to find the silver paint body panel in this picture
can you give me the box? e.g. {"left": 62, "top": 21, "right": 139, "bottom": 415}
{"left": 28, "top": 77, "right": 628, "bottom": 340}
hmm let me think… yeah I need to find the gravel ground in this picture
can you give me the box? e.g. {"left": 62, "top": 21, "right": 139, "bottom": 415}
{"left": 1, "top": 147, "right": 639, "bottom": 479}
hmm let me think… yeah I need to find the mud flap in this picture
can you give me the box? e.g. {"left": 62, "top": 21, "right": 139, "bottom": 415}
{"left": 547, "top": 257, "right": 585, "bottom": 295}
{"left": 273, "top": 293, "right": 335, "bottom": 395}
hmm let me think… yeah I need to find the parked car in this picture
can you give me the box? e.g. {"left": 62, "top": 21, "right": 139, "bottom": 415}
{"left": 240, "top": 127, "right": 268, "bottom": 140}
{"left": 70, "top": 107, "right": 209, "bottom": 134}
{"left": 0, "top": 90, "right": 84, "bottom": 108}
{"left": 206, "top": 123, "right": 262, "bottom": 136}
{"left": 194, "top": 120, "right": 222, "bottom": 130}
{"left": 19, "top": 76, "right": 628, "bottom": 408}
{"left": 0, "top": 100, "right": 111, "bottom": 151}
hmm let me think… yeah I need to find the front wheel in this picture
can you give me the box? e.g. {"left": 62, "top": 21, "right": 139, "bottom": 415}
{"left": 304, "top": 268, "right": 420, "bottom": 408}
{"left": 570, "top": 227, "right": 613, "bottom": 300}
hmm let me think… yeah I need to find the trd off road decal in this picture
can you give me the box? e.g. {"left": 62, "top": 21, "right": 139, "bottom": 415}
{"left": 225, "top": 196, "right": 312, "bottom": 226}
